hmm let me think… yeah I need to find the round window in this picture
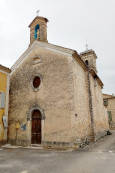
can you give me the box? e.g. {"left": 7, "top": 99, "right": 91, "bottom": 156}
{"left": 33, "top": 76, "right": 41, "bottom": 89}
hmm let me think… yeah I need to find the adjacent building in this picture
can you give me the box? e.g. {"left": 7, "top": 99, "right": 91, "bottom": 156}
{"left": 103, "top": 94, "right": 115, "bottom": 129}
{"left": 0, "top": 65, "right": 11, "bottom": 145}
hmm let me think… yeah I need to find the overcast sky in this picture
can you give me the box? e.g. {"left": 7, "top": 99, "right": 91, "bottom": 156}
{"left": 0, "top": 0, "right": 115, "bottom": 94}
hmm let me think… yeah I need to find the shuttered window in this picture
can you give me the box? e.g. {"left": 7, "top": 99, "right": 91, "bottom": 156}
{"left": 0, "top": 92, "right": 5, "bottom": 108}
{"left": 103, "top": 99, "right": 108, "bottom": 106}
{"left": 108, "top": 111, "right": 112, "bottom": 122}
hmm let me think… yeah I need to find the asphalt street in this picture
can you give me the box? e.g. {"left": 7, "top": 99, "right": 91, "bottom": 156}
{"left": 0, "top": 131, "right": 115, "bottom": 173}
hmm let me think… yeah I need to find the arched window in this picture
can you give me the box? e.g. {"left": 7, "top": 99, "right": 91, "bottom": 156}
{"left": 34, "top": 24, "right": 40, "bottom": 39}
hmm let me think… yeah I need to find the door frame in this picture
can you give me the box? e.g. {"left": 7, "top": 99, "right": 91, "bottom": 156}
{"left": 27, "top": 105, "right": 45, "bottom": 145}
{"left": 31, "top": 109, "right": 42, "bottom": 144}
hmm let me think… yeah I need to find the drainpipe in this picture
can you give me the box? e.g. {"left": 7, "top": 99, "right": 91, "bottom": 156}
{"left": 87, "top": 67, "right": 95, "bottom": 141}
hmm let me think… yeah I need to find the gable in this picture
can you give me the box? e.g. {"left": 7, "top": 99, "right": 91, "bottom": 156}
{"left": 11, "top": 41, "right": 75, "bottom": 73}
{"left": 11, "top": 40, "right": 103, "bottom": 88}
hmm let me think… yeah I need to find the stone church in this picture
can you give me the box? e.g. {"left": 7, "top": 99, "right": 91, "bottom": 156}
{"left": 7, "top": 16, "right": 109, "bottom": 148}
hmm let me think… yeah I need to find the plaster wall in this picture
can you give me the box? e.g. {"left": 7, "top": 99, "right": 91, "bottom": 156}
{"left": 104, "top": 97, "right": 115, "bottom": 129}
{"left": 107, "top": 99, "right": 115, "bottom": 123}
{"left": 8, "top": 46, "right": 75, "bottom": 146}
{"left": 90, "top": 75, "right": 109, "bottom": 140}
{"left": 71, "top": 59, "right": 91, "bottom": 143}
{"left": 0, "top": 71, "right": 9, "bottom": 143}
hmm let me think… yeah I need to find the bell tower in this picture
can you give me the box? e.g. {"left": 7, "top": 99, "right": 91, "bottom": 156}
{"left": 29, "top": 15, "right": 48, "bottom": 45}
{"left": 80, "top": 49, "right": 98, "bottom": 73}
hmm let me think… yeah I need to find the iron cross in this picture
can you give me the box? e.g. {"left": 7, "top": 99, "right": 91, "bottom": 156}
{"left": 36, "top": 10, "right": 40, "bottom": 16}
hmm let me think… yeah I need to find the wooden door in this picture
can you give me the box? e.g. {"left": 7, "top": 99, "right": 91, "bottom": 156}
{"left": 31, "top": 109, "right": 41, "bottom": 144}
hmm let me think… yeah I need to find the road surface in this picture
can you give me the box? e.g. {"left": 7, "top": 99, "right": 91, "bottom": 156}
{"left": 0, "top": 131, "right": 115, "bottom": 173}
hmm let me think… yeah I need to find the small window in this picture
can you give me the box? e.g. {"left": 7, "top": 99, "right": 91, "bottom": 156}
{"left": 33, "top": 76, "right": 41, "bottom": 89}
{"left": 103, "top": 99, "right": 108, "bottom": 106}
{"left": 85, "top": 60, "right": 89, "bottom": 66}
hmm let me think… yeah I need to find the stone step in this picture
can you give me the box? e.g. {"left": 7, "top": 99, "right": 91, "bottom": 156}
{"left": 31, "top": 144, "right": 42, "bottom": 147}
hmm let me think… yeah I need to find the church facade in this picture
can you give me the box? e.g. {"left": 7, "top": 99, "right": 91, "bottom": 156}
{"left": 8, "top": 16, "right": 109, "bottom": 148}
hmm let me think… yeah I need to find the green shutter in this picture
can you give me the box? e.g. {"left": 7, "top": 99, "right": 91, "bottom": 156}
{"left": 107, "top": 111, "right": 112, "bottom": 122}
{"left": 103, "top": 99, "right": 108, "bottom": 106}
{"left": 0, "top": 92, "right": 5, "bottom": 108}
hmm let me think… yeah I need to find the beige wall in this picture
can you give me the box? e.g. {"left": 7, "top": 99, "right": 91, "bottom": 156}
{"left": 8, "top": 46, "right": 75, "bottom": 145}
{"left": 90, "top": 75, "right": 109, "bottom": 140}
{"left": 8, "top": 43, "right": 109, "bottom": 147}
{"left": 103, "top": 95, "right": 115, "bottom": 129}
{"left": 108, "top": 99, "right": 115, "bottom": 123}
{"left": 71, "top": 59, "right": 91, "bottom": 142}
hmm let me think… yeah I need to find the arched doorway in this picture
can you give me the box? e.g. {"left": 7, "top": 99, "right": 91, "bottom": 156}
{"left": 31, "top": 109, "right": 41, "bottom": 144}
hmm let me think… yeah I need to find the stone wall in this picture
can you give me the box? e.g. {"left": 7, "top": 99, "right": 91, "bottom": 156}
{"left": 71, "top": 59, "right": 91, "bottom": 143}
{"left": 29, "top": 18, "right": 47, "bottom": 45}
{"left": 103, "top": 95, "right": 115, "bottom": 129}
{"left": 8, "top": 46, "right": 75, "bottom": 146}
{"left": 8, "top": 43, "right": 109, "bottom": 147}
{"left": 90, "top": 75, "right": 109, "bottom": 140}
{"left": 108, "top": 98, "right": 115, "bottom": 123}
